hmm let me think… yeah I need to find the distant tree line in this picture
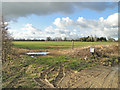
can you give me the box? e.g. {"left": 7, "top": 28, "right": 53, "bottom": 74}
{"left": 46, "top": 36, "right": 116, "bottom": 42}
{"left": 13, "top": 36, "right": 117, "bottom": 42}
{"left": 78, "top": 36, "right": 107, "bottom": 42}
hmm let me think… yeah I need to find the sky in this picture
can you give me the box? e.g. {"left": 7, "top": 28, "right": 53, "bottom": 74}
{"left": 2, "top": 2, "right": 119, "bottom": 40}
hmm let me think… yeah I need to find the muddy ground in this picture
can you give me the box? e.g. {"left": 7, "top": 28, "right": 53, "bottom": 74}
{"left": 32, "top": 45, "right": 119, "bottom": 88}
{"left": 58, "top": 65, "right": 118, "bottom": 88}
{"left": 3, "top": 44, "right": 119, "bottom": 88}
{"left": 33, "top": 65, "right": 119, "bottom": 88}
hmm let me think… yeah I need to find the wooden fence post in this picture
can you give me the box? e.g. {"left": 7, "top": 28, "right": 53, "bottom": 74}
{"left": 72, "top": 41, "right": 74, "bottom": 49}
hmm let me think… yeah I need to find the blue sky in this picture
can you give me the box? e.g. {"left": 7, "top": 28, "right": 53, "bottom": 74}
{"left": 3, "top": 2, "right": 118, "bottom": 40}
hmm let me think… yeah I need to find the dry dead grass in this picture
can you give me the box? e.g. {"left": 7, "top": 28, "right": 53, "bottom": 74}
{"left": 13, "top": 44, "right": 119, "bottom": 59}
{"left": 63, "top": 45, "right": 119, "bottom": 58}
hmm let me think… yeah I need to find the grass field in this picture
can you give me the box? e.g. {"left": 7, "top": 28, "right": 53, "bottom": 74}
{"left": 12, "top": 41, "right": 118, "bottom": 49}
{"left": 3, "top": 41, "right": 119, "bottom": 88}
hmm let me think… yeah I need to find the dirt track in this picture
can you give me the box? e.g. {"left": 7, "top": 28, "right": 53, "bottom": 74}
{"left": 32, "top": 45, "right": 119, "bottom": 88}
{"left": 58, "top": 65, "right": 118, "bottom": 88}
{"left": 4, "top": 45, "right": 119, "bottom": 88}
{"left": 33, "top": 65, "right": 119, "bottom": 88}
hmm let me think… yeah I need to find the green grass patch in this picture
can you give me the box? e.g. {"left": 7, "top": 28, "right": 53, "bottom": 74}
{"left": 65, "top": 59, "right": 98, "bottom": 71}
{"left": 35, "top": 56, "right": 67, "bottom": 66}
{"left": 12, "top": 41, "right": 118, "bottom": 49}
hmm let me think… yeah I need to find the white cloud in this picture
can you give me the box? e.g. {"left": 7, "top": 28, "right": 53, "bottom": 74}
{"left": 53, "top": 17, "right": 73, "bottom": 28}
{"left": 8, "top": 13, "right": 119, "bottom": 40}
{"left": 52, "top": 13, "right": 118, "bottom": 39}
{"left": 104, "top": 13, "right": 118, "bottom": 26}
{"left": 8, "top": 24, "right": 44, "bottom": 39}
{"left": 45, "top": 26, "right": 55, "bottom": 34}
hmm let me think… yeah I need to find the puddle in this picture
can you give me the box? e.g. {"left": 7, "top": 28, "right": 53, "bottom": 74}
{"left": 26, "top": 52, "right": 50, "bottom": 55}
{"left": 30, "top": 56, "right": 36, "bottom": 58}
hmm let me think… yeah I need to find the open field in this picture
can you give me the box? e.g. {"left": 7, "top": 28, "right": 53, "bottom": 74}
{"left": 12, "top": 41, "right": 118, "bottom": 49}
{"left": 2, "top": 41, "right": 119, "bottom": 88}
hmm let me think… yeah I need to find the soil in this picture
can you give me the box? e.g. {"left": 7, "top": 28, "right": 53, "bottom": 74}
{"left": 32, "top": 45, "right": 119, "bottom": 88}
{"left": 33, "top": 64, "right": 118, "bottom": 88}
{"left": 58, "top": 65, "right": 118, "bottom": 88}
{"left": 3, "top": 45, "right": 119, "bottom": 88}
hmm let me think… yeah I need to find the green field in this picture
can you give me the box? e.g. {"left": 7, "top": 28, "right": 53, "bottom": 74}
{"left": 3, "top": 41, "right": 119, "bottom": 88}
{"left": 12, "top": 41, "right": 118, "bottom": 49}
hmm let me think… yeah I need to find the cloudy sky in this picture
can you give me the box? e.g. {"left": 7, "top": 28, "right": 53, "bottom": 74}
{"left": 2, "top": 2, "right": 118, "bottom": 40}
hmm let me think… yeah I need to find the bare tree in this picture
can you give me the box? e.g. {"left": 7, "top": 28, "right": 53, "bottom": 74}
{"left": 1, "top": 16, "right": 12, "bottom": 63}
